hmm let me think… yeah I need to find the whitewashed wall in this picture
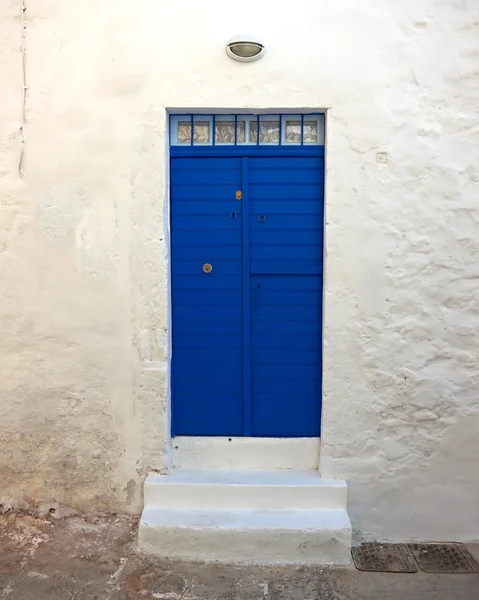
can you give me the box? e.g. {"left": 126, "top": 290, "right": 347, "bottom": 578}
{"left": 1, "top": 0, "right": 478, "bottom": 540}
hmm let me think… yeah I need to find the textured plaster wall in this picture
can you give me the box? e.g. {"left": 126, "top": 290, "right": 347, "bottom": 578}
{"left": 0, "top": 0, "right": 478, "bottom": 539}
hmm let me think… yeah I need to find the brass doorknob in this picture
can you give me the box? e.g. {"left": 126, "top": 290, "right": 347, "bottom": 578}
{"left": 203, "top": 263, "right": 213, "bottom": 273}
{"left": 236, "top": 190, "right": 242, "bottom": 200}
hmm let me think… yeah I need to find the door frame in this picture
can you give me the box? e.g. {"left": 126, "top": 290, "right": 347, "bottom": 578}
{"left": 165, "top": 110, "right": 328, "bottom": 469}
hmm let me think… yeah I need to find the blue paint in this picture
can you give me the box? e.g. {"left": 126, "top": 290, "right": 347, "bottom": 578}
{"left": 171, "top": 146, "right": 324, "bottom": 158}
{"left": 171, "top": 148, "right": 324, "bottom": 437}
{"left": 241, "top": 158, "right": 252, "bottom": 435}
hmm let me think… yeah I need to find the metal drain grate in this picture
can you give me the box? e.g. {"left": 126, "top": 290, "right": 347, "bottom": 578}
{"left": 351, "top": 543, "right": 417, "bottom": 573}
{"left": 409, "top": 543, "right": 479, "bottom": 573}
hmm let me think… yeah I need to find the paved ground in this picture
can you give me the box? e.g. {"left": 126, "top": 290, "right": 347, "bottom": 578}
{"left": 0, "top": 513, "right": 478, "bottom": 599}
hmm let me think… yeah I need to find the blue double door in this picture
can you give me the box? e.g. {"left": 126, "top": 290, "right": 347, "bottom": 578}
{"left": 171, "top": 154, "right": 324, "bottom": 437}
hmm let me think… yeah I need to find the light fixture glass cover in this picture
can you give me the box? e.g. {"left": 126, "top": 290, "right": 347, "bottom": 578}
{"left": 226, "top": 35, "right": 265, "bottom": 62}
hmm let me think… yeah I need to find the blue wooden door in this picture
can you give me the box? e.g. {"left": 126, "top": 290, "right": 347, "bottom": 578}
{"left": 171, "top": 155, "right": 323, "bottom": 437}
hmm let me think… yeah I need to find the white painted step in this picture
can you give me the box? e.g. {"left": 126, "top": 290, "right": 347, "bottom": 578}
{"left": 139, "top": 506, "right": 351, "bottom": 565}
{"left": 139, "top": 469, "right": 351, "bottom": 565}
{"left": 144, "top": 469, "right": 347, "bottom": 510}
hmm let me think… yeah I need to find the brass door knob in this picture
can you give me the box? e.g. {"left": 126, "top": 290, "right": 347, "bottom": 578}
{"left": 236, "top": 190, "right": 242, "bottom": 200}
{"left": 202, "top": 263, "right": 213, "bottom": 273}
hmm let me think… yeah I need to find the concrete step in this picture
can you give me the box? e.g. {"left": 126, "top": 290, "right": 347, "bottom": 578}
{"left": 138, "top": 506, "right": 352, "bottom": 565}
{"left": 143, "top": 469, "right": 348, "bottom": 510}
{"left": 139, "top": 469, "right": 351, "bottom": 565}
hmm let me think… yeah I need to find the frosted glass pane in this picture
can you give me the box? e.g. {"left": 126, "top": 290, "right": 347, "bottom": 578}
{"left": 285, "top": 120, "right": 301, "bottom": 143}
{"left": 177, "top": 121, "right": 191, "bottom": 144}
{"left": 194, "top": 121, "right": 210, "bottom": 144}
{"left": 303, "top": 120, "right": 319, "bottom": 144}
{"left": 260, "top": 120, "right": 279, "bottom": 144}
{"left": 215, "top": 120, "right": 235, "bottom": 144}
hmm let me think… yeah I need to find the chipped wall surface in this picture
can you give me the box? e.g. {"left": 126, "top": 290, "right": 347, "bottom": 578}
{"left": 0, "top": 0, "right": 478, "bottom": 539}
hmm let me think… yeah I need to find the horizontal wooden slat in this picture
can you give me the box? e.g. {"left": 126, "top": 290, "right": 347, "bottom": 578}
{"left": 173, "top": 305, "right": 242, "bottom": 319}
{"left": 251, "top": 332, "right": 320, "bottom": 349}
{"left": 173, "top": 275, "right": 241, "bottom": 290}
{"left": 249, "top": 157, "right": 322, "bottom": 170}
{"left": 174, "top": 361, "right": 242, "bottom": 378}
{"left": 250, "top": 201, "right": 322, "bottom": 214}
{"left": 249, "top": 274, "right": 323, "bottom": 290}
{"left": 172, "top": 216, "right": 240, "bottom": 230}
{"left": 252, "top": 349, "right": 321, "bottom": 364}
{"left": 172, "top": 185, "right": 240, "bottom": 201}
{"left": 249, "top": 169, "right": 323, "bottom": 185}
{"left": 250, "top": 185, "right": 322, "bottom": 199}
{"left": 248, "top": 288, "right": 322, "bottom": 306}
{"left": 173, "top": 245, "right": 241, "bottom": 260}
{"left": 171, "top": 170, "right": 241, "bottom": 185}
{"left": 172, "top": 260, "right": 241, "bottom": 275}
{"left": 174, "top": 333, "right": 241, "bottom": 350}
{"left": 250, "top": 261, "right": 322, "bottom": 274}
{"left": 175, "top": 349, "right": 242, "bottom": 363}
{"left": 250, "top": 246, "right": 322, "bottom": 261}
{"left": 250, "top": 229, "right": 322, "bottom": 246}
{"left": 172, "top": 157, "right": 241, "bottom": 170}
{"left": 172, "top": 201, "right": 241, "bottom": 215}
{"left": 174, "top": 378, "right": 242, "bottom": 393}
{"left": 252, "top": 320, "right": 321, "bottom": 334}
{"left": 173, "top": 230, "right": 241, "bottom": 245}
{"left": 175, "top": 289, "right": 241, "bottom": 306}
{"left": 173, "top": 318, "right": 242, "bottom": 334}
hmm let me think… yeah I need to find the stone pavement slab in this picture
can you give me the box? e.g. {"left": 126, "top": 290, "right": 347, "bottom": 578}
{"left": 0, "top": 513, "right": 478, "bottom": 599}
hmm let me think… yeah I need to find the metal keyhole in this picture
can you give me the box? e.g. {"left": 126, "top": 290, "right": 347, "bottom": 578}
{"left": 231, "top": 212, "right": 237, "bottom": 219}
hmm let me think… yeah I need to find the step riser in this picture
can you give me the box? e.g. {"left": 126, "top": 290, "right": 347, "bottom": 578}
{"left": 172, "top": 437, "right": 320, "bottom": 470}
{"left": 144, "top": 483, "right": 347, "bottom": 510}
{"left": 139, "top": 517, "right": 351, "bottom": 566}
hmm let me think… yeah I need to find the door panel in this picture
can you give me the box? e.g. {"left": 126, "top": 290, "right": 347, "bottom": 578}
{"left": 171, "top": 154, "right": 323, "bottom": 437}
{"left": 171, "top": 157, "right": 243, "bottom": 435}
{"left": 249, "top": 156, "right": 323, "bottom": 437}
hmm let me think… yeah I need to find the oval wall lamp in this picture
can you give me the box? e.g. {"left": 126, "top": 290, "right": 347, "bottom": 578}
{"left": 226, "top": 35, "right": 265, "bottom": 63}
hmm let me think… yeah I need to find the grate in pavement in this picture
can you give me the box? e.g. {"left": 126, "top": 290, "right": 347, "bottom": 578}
{"left": 409, "top": 543, "right": 479, "bottom": 574}
{"left": 351, "top": 543, "right": 417, "bottom": 573}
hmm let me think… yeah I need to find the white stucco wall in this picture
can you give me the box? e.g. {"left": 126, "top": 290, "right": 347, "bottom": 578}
{"left": 1, "top": 0, "right": 478, "bottom": 540}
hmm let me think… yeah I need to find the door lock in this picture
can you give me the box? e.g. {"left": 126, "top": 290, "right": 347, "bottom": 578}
{"left": 235, "top": 190, "right": 243, "bottom": 200}
{"left": 202, "top": 263, "right": 213, "bottom": 273}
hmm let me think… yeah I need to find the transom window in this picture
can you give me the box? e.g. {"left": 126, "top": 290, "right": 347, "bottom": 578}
{"left": 170, "top": 114, "right": 325, "bottom": 147}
